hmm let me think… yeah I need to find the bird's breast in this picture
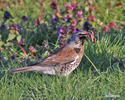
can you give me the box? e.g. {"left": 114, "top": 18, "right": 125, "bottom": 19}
{"left": 71, "top": 55, "right": 79, "bottom": 64}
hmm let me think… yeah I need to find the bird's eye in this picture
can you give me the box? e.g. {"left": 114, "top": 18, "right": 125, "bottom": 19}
{"left": 78, "top": 34, "right": 83, "bottom": 37}
{"left": 78, "top": 33, "right": 87, "bottom": 37}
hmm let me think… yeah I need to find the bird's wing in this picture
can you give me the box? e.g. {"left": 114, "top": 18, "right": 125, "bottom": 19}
{"left": 39, "top": 46, "right": 78, "bottom": 65}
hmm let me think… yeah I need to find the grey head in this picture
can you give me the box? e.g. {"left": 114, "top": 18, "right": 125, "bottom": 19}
{"left": 69, "top": 31, "right": 89, "bottom": 48}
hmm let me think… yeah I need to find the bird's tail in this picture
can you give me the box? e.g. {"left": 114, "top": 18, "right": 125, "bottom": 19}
{"left": 10, "top": 66, "right": 35, "bottom": 73}
{"left": 10, "top": 66, "right": 56, "bottom": 75}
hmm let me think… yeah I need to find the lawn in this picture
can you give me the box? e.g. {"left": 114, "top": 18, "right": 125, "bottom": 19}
{"left": 0, "top": 0, "right": 125, "bottom": 99}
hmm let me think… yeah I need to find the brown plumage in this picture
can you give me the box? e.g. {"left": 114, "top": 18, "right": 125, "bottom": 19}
{"left": 10, "top": 31, "right": 95, "bottom": 76}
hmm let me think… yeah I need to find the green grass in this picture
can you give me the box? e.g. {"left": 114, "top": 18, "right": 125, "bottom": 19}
{"left": 0, "top": 0, "right": 125, "bottom": 99}
{"left": 0, "top": 69, "right": 125, "bottom": 99}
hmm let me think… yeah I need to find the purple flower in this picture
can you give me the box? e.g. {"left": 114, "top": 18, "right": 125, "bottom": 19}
{"left": 17, "top": 24, "right": 21, "bottom": 28}
{"left": 18, "top": 29, "right": 24, "bottom": 34}
{"left": 68, "top": 25, "right": 76, "bottom": 35}
{"left": 52, "top": 17, "right": 59, "bottom": 24}
{"left": 76, "top": 10, "right": 83, "bottom": 18}
{"left": 57, "top": 26, "right": 68, "bottom": 37}
{"left": 59, "top": 37, "right": 67, "bottom": 47}
{"left": 83, "top": 21, "right": 93, "bottom": 31}
{"left": 75, "top": 28, "right": 81, "bottom": 32}
{"left": 0, "top": 56, "right": 7, "bottom": 62}
{"left": 51, "top": 1, "right": 58, "bottom": 9}
{"left": 4, "top": 11, "right": 12, "bottom": 20}
{"left": 22, "top": 16, "right": 29, "bottom": 21}
{"left": 20, "top": 58, "right": 29, "bottom": 63}
{"left": 0, "top": 24, "right": 7, "bottom": 31}
{"left": 10, "top": 55, "right": 15, "bottom": 60}
{"left": 19, "top": 38, "right": 25, "bottom": 45}
{"left": 58, "top": 33, "right": 62, "bottom": 37}
{"left": 57, "top": 26, "right": 63, "bottom": 37}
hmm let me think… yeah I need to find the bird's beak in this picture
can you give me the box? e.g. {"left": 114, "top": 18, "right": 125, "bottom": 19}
{"left": 78, "top": 31, "right": 95, "bottom": 43}
{"left": 78, "top": 31, "right": 89, "bottom": 38}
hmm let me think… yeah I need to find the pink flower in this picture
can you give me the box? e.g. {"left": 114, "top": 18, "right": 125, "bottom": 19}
{"left": 64, "top": 3, "right": 73, "bottom": 11}
{"left": 58, "top": 33, "right": 62, "bottom": 37}
{"left": 51, "top": 1, "right": 58, "bottom": 9}
{"left": 58, "top": 26, "right": 67, "bottom": 36}
{"left": 106, "top": 2, "right": 111, "bottom": 7}
{"left": 102, "top": 26, "right": 110, "bottom": 32}
{"left": 64, "top": 14, "right": 71, "bottom": 22}
{"left": 89, "top": 5, "right": 94, "bottom": 12}
{"left": 66, "top": 14, "right": 71, "bottom": 18}
{"left": 29, "top": 46, "right": 37, "bottom": 53}
{"left": 64, "top": 3, "right": 77, "bottom": 11}
{"left": 59, "top": 38, "right": 67, "bottom": 47}
{"left": 68, "top": 25, "right": 76, "bottom": 35}
{"left": 119, "top": 25, "right": 123, "bottom": 30}
{"left": 88, "top": 15, "right": 96, "bottom": 21}
{"left": 72, "top": 3, "right": 77, "bottom": 10}
{"left": 10, "top": 24, "right": 18, "bottom": 31}
{"left": 72, "top": 20, "right": 77, "bottom": 26}
{"left": 34, "top": 19, "right": 39, "bottom": 26}
{"left": 109, "top": 21, "right": 117, "bottom": 29}
{"left": 76, "top": 10, "right": 83, "bottom": 18}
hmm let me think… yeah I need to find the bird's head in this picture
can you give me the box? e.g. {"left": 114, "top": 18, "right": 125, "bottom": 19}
{"left": 71, "top": 31, "right": 95, "bottom": 46}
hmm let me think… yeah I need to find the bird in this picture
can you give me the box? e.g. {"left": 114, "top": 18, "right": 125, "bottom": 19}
{"left": 10, "top": 31, "right": 95, "bottom": 76}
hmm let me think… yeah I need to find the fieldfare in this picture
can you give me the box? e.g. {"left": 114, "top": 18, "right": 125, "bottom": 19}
{"left": 10, "top": 31, "right": 95, "bottom": 76}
